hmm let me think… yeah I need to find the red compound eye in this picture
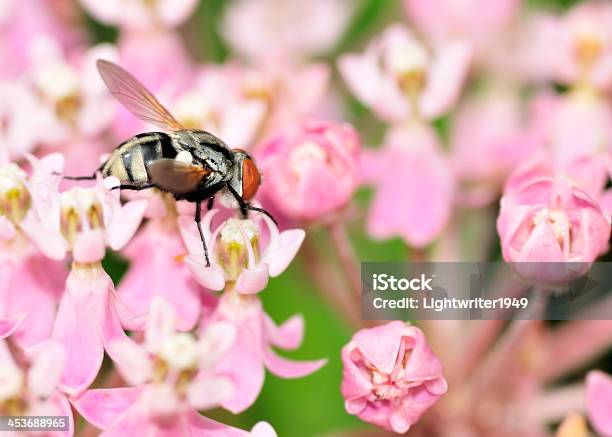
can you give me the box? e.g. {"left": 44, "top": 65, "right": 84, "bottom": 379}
{"left": 242, "top": 158, "right": 261, "bottom": 200}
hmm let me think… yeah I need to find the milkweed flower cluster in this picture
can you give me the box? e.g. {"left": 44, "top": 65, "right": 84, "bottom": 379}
{"left": 1, "top": 0, "right": 612, "bottom": 436}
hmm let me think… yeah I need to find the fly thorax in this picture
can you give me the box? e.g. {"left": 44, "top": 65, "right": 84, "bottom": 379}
{"left": 0, "top": 164, "right": 31, "bottom": 225}
{"left": 60, "top": 187, "right": 104, "bottom": 250}
{"left": 34, "top": 62, "right": 81, "bottom": 126}
{"left": 174, "top": 91, "right": 218, "bottom": 130}
{"left": 216, "top": 218, "right": 260, "bottom": 281}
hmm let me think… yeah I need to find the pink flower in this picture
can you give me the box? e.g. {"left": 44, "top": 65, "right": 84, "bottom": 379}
{"left": 0, "top": 156, "right": 68, "bottom": 346}
{"left": 497, "top": 179, "right": 610, "bottom": 275}
{"left": 555, "top": 2, "right": 612, "bottom": 91}
{"left": 0, "top": 340, "right": 74, "bottom": 435}
{"left": 74, "top": 298, "right": 277, "bottom": 436}
{"left": 365, "top": 122, "right": 454, "bottom": 248}
{"left": 520, "top": 3, "right": 612, "bottom": 91}
{"left": 26, "top": 38, "right": 119, "bottom": 143}
{"left": 256, "top": 119, "right": 361, "bottom": 221}
{"left": 403, "top": 0, "right": 519, "bottom": 51}
{"left": 78, "top": 0, "right": 198, "bottom": 30}
{"left": 341, "top": 321, "right": 448, "bottom": 434}
{"left": 180, "top": 209, "right": 305, "bottom": 295}
{"left": 338, "top": 24, "right": 471, "bottom": 123}
{"left": 586, "top": 371, "right": 612, "bottom": 436}
{"left": 203, "top": 293, "right": 327, "bottom": 413}
{"left": 52, "top": 264, "right": 137, "bottom": 396}
{"left": 51, "top": 176, "right": 147, "bottom": 264}
{"left": 222, "top": 0, "right": 352, "bottom": 62}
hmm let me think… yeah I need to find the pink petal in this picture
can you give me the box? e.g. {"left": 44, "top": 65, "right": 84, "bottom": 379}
{"left": 341, "top": 344, "right": 374, "bottom": 401}
{"left": 73, "top": 229, "right": 106, "bottom": 264}
{"left": 185, "top": 255, "right": 226, "bottom": 291}
{"left": 251, "top": 422, "right": 278, "bottom": 437}
{"left": 199, "top": 321, "right": 237, "bottom": 370}
{"left": 107, "top": 340, "right": 152, "bottom": 386}
{"left": 264, "top": 314, "right": 304, "bottom": 350}
{"left": 0, "top": 314, "right": 24, "bottom": 339}
{"left": 263, "top": 348, "right": 327, "bottom": 378}
{"left": 106, "top": 199, "right": 147, "bottom": 251}
{"left": 144, "top": 297, "right": 178, "bottom": 351}
{"left": 264, "top": 229, "right": 305, "bottom": 277}
{"left": 367, "top": 124, "right": 454, "bottom": 247}
{"left": 337, "top": 53, "right": 381, "bottom": 109}
{"left": 419, "top": 41, "right": 472, "bottom": 119}
{"left": 186, "top": 377, "right": 234, "bottom": 411}
{"left": 220, "top": 101, "right": 266, "bottom": 148}
{"left": 28, "top": 341, "right": 65, "bottom": 398}
{"left": 0, "top": 216, "right": 15, "bottom": 241}
{"left": 53, "top": 290, "right": 104, "bottom": 396}
{"left": 177, "top": 211, "right": 216, "bottom": 256}
{"left": 215, "top": 318, "right": 266, "bottom": 414}
{"left": 50, "top": 391, "right": 75, "bottom": 437}
{"left": 119, "top": 225, "right": 201, "bottom": 330}
{"left": 586, "top": 371, "right": 612, "bottom": 436}
{"left": 99, "top": 405, "right": 173, "bottom": 437}
{"left": 187, "top": 410, "right": 251, "bottom": 437}
{"left": 352, "top": 320, "right": 406, "bottom": 374}
{"left": 72, "top": 387, "right": 143, "bottom": 430}
{"left": 0, "top": 256, "right": 66, "bottom": 347}
{"left": 235, "top": 264, "right": 269, "bottom": 294}
{"left": 19, "top": 222, "right": 66, "bottom": 260}
{"left": 517, "top": 222, "right": 565, "bottom": 262}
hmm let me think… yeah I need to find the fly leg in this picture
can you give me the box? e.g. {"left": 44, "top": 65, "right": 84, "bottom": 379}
{"left": 54, "top": 172, "right": 97, "bottom": 180}
{"left": 207, "top": 196, "right": 215, "bottom": 211}
{"left": 195, "top": 200, "right": 211, "bottom": 267}
{"left": 54, "top": 164, "right": 104, "bottom": 180}
{"left": 110, "top": 184, "right": 156, "bottom": 191}
{"left": 225, "top": 184, "right": 277, "bottom": 225}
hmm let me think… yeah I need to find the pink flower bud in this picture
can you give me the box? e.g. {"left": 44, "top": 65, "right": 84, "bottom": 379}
{"left": 341, "top": 321, "right": 447, "bottom": 434}
{"left": 497, "top": 178, "right": 610, "bottom": 283}
{"left": 257, "top": 119, "right": 361, "bottom": 221}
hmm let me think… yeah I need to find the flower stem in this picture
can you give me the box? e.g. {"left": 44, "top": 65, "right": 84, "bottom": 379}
{"left": 327, "top": 222, "right": 362, "bottom": 300}
{"left": 300, "top": 239, "right": 361, "bottom": 328}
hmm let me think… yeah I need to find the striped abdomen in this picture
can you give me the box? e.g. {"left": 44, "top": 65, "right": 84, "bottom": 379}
{"left": 101, "top": 132, "right": 177, "bottom": 186}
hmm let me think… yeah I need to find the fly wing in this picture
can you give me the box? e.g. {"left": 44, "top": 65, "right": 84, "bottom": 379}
{"left": 97, "top": 59, "right": 184, "bottom": 131}
{"left": 147, "top": 159, "right": 210, "bottom": 194}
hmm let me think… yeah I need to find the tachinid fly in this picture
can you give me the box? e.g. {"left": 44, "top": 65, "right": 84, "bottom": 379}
{"left": 64, "top": 60, "right": 273, "bottom": 266}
